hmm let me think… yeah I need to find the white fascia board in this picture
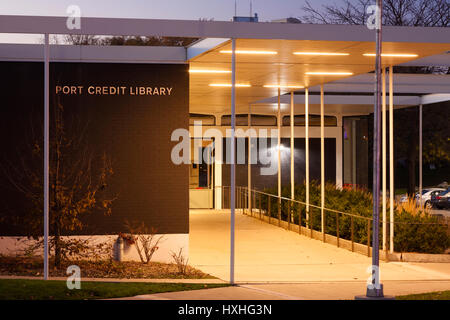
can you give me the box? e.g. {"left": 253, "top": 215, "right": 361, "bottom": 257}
{"left": 187, "top": 38, "right": 230, "bottom": 60}
{"left": 256, "top": 94, "right": 420, "bottom": 106}
{"left": 306, "top": 73, "right": 450, "bottom": 94}
{"left": 421, "top": 94, "right": 450, "bottom": 105}
{"left": 2, "top": 15, "right": 450, "bottom": 43}
{"left": 308, "top": 83, "right": 450, "bottom": 94}
{"left": 399, "top": 53, "right": 450, "bottom": 67}
{"left": 0, "top": 44, "right": 186, "bottom": 63}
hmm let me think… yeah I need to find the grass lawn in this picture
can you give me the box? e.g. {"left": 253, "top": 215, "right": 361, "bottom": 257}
{"left": 396, "top": 290, "right": 450, "bottom": 300}
{"left": 0, "top": 279, "right": 229, "bottom": 300}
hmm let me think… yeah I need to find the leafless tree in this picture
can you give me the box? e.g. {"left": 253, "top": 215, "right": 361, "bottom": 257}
{"left": 64, "top": 34, "right": 101, "bottom": 45}
{"left": 301, "top": 0, "right": 449, "bottom": 195}
{"left": 125, "top": 220, "right": 164, "bottom": 264}
{"left": 1, "top": 96, "right": 116, "bottom": 267}
{"left": 301, "top": 0, "right": 449, "bottom": 27}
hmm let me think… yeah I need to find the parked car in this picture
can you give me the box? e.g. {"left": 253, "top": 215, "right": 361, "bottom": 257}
{"left": 430, "top": 188, "right": 450, "bottom": 209}
{"left": 415, "top": 188, "right": 445, "bottom": 208}
{"left": 399, "top": 193, "right": 416, "bottom": 204}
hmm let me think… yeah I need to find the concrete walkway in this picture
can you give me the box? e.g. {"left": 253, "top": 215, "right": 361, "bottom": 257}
{"left": 189, "top": 210, "right": 450, "bottom": 284}
{"left": 119, "top": 280, "right": 450, "bottom": 300}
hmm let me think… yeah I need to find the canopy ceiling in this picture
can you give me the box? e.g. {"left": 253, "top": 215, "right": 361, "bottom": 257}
{"left": 189, "top": 39, "right": 450, "bottom": 114}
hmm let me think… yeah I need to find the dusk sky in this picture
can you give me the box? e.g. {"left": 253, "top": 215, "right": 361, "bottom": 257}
{"left": 1, "top": 0, "right": 335, "bottom": 21}
{"left": 0, "top": 0, "right": 350, "bottom": 43}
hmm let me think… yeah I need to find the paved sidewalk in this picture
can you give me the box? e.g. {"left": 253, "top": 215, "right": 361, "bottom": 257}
{"left": 189, "top": 210, "right": 450, "bottom": 283}
{"left": 116, "top": 280, "right": 450, "bottom": 300}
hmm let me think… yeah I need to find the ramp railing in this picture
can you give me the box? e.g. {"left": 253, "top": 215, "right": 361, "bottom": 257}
{"left": 217, "top": 185, "right": 449, "bottom": 259}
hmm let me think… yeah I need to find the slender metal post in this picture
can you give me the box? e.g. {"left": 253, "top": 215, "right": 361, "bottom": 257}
{"left": 382, "top": 67, "right": 387, "bottom": 252}
{"left": 336, "top": 212, "right": 340, "bottom": 247}
{"left": 351, "top": 216, "right": 354, "bottom": 252}
{"left": 43, "top": 33, "right": 50, "bottom": 281}
{"left": 290, "top": 91, "right": 294, "bottom": 203}
{"left": 299, "top": 204, "right": 302, "bottom": 234}
{"left": 320, "top": 84, "right": 325, "bottom": 241}
{"left": 277, "top": 87, "right": 281, "bottom": 225}
{"left": 259, "top": 192, "right": 262, "bottom": 220}
{"left": 368, "top": 0, "right": 383, "bottom": 297}
{"left": 248, "top": 103, "right": 252, "bottom": 215}
{"left": 229, "top": 38, "right": 236, "bottom": 285}
{"left": 419, "top": 104, "right": 423, "bottom": 209}
{"left": 288, "top": 200, "right": 291, "bottom": 229}
{"left": 305, "top": 88, "right": 310, "bottom": 225}
{"left": 389, "top": 66, "right": 394, "bottom": 253}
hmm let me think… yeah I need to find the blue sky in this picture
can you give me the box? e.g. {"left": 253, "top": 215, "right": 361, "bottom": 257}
{"left": 0, "top": 0, "right": 342, "bottom": 43}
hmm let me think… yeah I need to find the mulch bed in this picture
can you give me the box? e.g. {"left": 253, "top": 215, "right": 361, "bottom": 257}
{"left": 0, "top": 256, "right": 215, "bottom": 279}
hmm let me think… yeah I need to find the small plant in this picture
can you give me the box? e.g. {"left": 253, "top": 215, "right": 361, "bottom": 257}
{"left": 398, "top": 197, "right": 430, "bottom": 217}
{"left": 125, "top": 220, "right": 164, "bottom": 264}
{"left": 170, "top": 248, "right": 189, "bottom": 275}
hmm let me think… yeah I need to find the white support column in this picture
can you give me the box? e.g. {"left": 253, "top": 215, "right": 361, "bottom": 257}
{"left": 320, "top": 85, "right": 325, "bottom": 238}
{"left": 419, "top": 104, "right": 423, "bottom": 208}
{"left": 44, "top": 33, "right": 49, "bottom": 280}
{"left": 229, "top": 38, "right": 236, "bottom": 284}
{"left": 382, "top": 67, "right": 387, "bottom": 252}
{"left": 305, "top": 88, "right": 310, "bottom": 223}
{"left": 389, "top": 65, "right": 394, "bottom": 253}
{"left": 248, "top": 103, "right": 252, "bottom": 212}
{"left": 278, "top": 88, "right": 281, "bottom": 199}
{"left": 290, "top": 91, "right": 294, "bottom": 200}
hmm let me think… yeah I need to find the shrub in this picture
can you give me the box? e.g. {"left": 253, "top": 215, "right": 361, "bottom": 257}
{"left": 260, "top": 182, "right": 449, "bottom": 254}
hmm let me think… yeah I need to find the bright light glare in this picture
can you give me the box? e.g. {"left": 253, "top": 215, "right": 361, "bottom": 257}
{"left": 293, "top": 52, "right": 350, "bottom": 56}
{"left": 363, "top": 53, "right": 418, "bottom": 57}
{"left": 264, "top": 85, "right": 304, "bottom": 89}
{"left": 189, "top": 69, "right": 231, "bottom": 73}
{"left": 209, "top": 83, "right": 251, "bottom": 87}
{"left": 220, "top": 50, "right": 278, "bottom": 55}
{"left": 305, "top": 72, "right": 353, "bottom": 75}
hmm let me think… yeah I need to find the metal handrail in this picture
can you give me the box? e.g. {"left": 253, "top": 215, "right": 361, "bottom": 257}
{"left": 215, "top": 185, "right": 449, "bottom": 257}
{"left": 217, "top": 185, "right": 448, "bottom": 225}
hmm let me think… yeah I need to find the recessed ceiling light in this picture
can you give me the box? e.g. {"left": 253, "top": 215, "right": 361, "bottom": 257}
{"left": 209, "top": 83, "right": 252, "bottom": 87}
{"left": 293, "top": 52, "right": 350, "bottom": 56}
{"left": 189, "top": 69, "right": 231, "bottom": 73}
{"left": 264, "top": 85, "right": 304, "bottom": 89}
{"left": 305, "top": 72, "right": 353, "bottom": 76}
{"left": 363, "top": 53, "right": 418, "bottom": 57}
{"left": 220, "top": 50, "right": 278, "bottom": 55}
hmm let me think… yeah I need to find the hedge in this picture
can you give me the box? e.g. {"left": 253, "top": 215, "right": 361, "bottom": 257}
{"left": 255, "top": 182, "right": 450, "bottom": 254}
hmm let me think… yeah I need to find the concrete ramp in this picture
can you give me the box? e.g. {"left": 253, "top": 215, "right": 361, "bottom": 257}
{"left": 189, "top": 210, "right": 450, "bottom": 283}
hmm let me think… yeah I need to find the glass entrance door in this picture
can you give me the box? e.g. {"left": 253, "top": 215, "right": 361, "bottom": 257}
{"left": 189, "top": 139, "right": 214, "bottom": 208}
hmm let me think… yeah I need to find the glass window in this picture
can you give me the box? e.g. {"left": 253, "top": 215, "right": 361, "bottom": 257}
{"left": 221, "top": 114, "right": 277, "bottom": 126}
{"left": 282, "top": 115, "right": 337, "bottom": 126}
{"left": 189, "top": 113, "right": 215, "bottom": 126}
